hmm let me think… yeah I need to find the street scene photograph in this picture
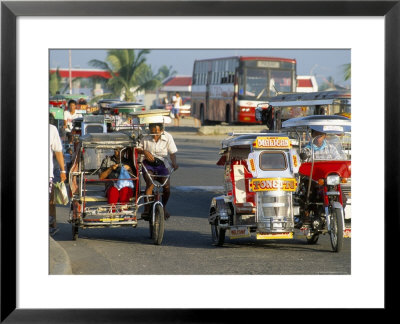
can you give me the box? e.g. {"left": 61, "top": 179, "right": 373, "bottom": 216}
{"left": 49, "top": 48, "right": 351, "bottom": 276}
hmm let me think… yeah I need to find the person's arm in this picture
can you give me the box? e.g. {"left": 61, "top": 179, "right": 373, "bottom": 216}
{"left": 136, "top": 147, "right": 155, "bottom": 162}
{"left": 170, "top": 153, "right": 178, "bottom": 170}
{"left": 99, "top": 163, "right": 119, "bottom": 180}
{"left": 54, "top": 151, "right": 67, "bottom": 182}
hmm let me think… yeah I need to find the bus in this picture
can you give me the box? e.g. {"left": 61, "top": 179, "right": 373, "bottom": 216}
{"left": 256, "top": 90, "right": 351, "bottom": 131}
{"left": 191, "top": 56, "right": 297, "bottom": 124}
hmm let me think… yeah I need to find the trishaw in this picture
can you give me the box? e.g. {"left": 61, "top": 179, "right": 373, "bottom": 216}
{"left": 282, "top": 115, "right": 351, "bottom": 252}
{"left": 209, "top": 115, "right": 350, "bottom": 252}
{"left": 208, "top": 132, "right": 301, "bottom": 246}
{"left": 68, "top": 110, "right": 173, "bottom": 245}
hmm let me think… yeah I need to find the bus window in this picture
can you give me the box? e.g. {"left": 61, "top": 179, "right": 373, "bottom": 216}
{"left": 270, "top": 70, "right": 293, "bottom": 93}
{"left": 244, "top": 68, "right": 269, "bottom": 98}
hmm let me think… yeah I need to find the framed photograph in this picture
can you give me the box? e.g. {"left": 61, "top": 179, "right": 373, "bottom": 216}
{"left": 1, "top": 0, "right": 397, "bottom": 321}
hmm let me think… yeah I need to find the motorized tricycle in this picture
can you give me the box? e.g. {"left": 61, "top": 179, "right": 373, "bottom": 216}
{"left": 208, "top": 132, "right": 301, "bottom": 246}
{"left": 67, "top": 110, "right": 173, "bottom": 245}
{"left": 281, "top": 115, "right": 351, "bottom": 252}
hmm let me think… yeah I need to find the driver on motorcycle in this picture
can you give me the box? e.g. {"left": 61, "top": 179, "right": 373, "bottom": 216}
{"left": 303, "top": 129, "right": 342, "bottom": 160}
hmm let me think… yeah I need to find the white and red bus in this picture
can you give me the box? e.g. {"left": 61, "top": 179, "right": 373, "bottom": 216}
{"left": 191, "top": 56, "right": 296, "bottom": 124}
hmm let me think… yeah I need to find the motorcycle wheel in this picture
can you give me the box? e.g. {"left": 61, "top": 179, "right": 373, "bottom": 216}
{"left": 329, "top": 207, "right": 344, "bottom": 252}
{"left": 150, "top": 204, "right": 165, "bottom": 245}
{"left": 306, "top": 233, "right": 319, "bottom": 244}
{"left": 211, "top": 220, "right": 226, "bottom": 246}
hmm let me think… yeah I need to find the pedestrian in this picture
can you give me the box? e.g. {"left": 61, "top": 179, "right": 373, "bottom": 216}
{"left": 49, "top": 121, "right": 67, "bottom": 236}
{"left": 171, "top": 92, "right": 182, "bottom": 126}
{"left": 137, "top": 123, "right": 178, "bottom": 220}
{"left": 63, "top": 99, "right": 82, "bottom": 135}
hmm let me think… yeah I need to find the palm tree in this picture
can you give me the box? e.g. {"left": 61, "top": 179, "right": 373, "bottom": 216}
{"left": 342, "top": 63, "right": 351, "bottom": 81}
{"left": 49, "top": 68, "right": 62, "bottom": 96}
{"left": 89, "top": 49, "right": 158, "bottom": 101}
{"left": 156, "top": 65, "right": 177, "bottom": 81}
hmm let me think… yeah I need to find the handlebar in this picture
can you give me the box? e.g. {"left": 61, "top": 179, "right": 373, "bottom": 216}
{"left": 141, "top": 163, "right": 175, "bottom": 188}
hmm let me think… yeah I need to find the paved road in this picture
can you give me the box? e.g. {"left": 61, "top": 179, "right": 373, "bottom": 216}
{"left": 52, "top": 130, "right": 351, "bottom": 275}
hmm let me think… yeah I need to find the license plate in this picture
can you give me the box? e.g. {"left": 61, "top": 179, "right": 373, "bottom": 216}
{"left": 229, "top": 227, "right": 250, "bottom": 239}
{"left": 256, "top": 232, "right": 293, "bottom": 240}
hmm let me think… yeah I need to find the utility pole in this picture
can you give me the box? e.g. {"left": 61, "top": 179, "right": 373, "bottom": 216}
{"left": 69, "top": 49, "right": 72, "bottom": 94}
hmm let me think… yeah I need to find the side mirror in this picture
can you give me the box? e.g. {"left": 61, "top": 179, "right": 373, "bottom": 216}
{"left": 299, "top": 152, "right": 308, "bottom": 160}
{"left": 300, "top": 148, "right": 311, "bottom": 161}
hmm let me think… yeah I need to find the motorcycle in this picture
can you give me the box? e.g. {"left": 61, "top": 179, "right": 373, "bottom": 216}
{"left": 282, "top": 115, "right": 351, "bottom": 252}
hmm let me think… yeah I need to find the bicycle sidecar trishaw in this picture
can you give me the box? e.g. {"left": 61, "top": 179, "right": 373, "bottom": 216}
{"left": 209, "top": 132, "right": 301, "bottom": 246}
{"left": 282, "top": 115, "right": 351, "bottom": 252}
{"left": 68, "top": 110, "right": 173, "bottom": 245}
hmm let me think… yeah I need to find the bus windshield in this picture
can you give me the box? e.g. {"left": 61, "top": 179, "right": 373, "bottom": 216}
{"left": 239, "top": 68, "right": 293, "bottom": 99}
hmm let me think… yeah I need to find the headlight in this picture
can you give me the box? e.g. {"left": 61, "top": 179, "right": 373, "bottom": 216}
{"left": 326, "top": 174, "right": 340, "bottom": 186}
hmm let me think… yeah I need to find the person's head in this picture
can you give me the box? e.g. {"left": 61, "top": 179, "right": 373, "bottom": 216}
{"left": 311, "top": 129, "right": 326, "bottom": 147}
{"left": 68, "top": 99, "right": 77, "bottom": 113}
{"left": 175, "top": 92, "right": 180, "bottom": 97}
{"left": 149, "top": 123, "right": 163, "bottom": 141}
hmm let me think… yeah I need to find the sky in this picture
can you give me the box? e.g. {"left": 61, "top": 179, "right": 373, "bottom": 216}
{"left": 49, "top": 49, "right": 351, "bottom": 88}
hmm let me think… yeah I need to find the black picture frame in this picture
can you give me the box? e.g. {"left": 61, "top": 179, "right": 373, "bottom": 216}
{"left": 1, "top": 1, "right": 398, "bottom": 322}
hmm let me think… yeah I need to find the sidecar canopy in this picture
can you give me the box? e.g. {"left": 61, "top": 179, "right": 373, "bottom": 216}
{"left": 130, "top": 109, "right": 172, "bottom": 125}
{"left": 282, "top": 115, "right": 351, "bottom": 134}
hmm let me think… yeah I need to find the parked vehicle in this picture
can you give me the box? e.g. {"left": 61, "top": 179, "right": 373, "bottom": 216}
{"left": 208, "top": 132, "right": 301, "bottom": 246}
{"left": 70, "top": 115, "right": 108, "bottom": 138}
{"left": 109, "top": 102, "right": 147, "bottom": 131}
{"left": 97, "top": 99, "right": 123, "bottom": 115}
{"left": 282, "top": 115, "right": 351, "bottom": 251}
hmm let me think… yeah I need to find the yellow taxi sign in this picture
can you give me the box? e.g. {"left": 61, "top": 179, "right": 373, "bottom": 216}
{"left": 249, "top": 178, "right": 297, "bottom": 192}
{"left": 253, "top": 136, "right": 291, "bottom": 149}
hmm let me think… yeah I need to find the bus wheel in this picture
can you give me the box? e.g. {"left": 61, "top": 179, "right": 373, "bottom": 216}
{"left": 200, "top": 106, "right": 205, "bottom": 125}
{"left": 225, "top": 105, "right": 230, "bottom": 124}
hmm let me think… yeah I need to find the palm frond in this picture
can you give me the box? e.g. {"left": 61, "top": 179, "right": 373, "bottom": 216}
{"left": 88, "top": 59, "right": 111, "bottom": 71}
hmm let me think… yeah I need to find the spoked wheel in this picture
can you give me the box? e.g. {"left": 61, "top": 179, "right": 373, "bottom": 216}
{"left": 211, "top": 220, "right": 226, "bottom": 246}
{"left": 150, "top": 204, "right": 165, "bottom": 245}
{"left": 329, "top": 207, "right": 344, "bottom": 252}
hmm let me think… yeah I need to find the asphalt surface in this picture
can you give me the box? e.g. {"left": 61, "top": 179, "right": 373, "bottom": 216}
{"left": 49, "top": 118, "right": 350, "bottom": 275}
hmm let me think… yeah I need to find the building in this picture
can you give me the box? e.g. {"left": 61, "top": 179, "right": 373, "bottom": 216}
{"left": 296, "top": 75, "right": 318, "bottom": 92}
{"left": 49, "top": 68, "right": 113, "bottom": 97}
{"left": 160, "top": 75, "right": 192, "bottom": 98}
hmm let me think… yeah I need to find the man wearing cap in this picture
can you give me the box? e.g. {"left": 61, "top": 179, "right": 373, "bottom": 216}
{"left": 304, "top": 129, "right": 343, "bottom": 160}
{"left": 137, "top": 123, "right": 178, "bottom": 219}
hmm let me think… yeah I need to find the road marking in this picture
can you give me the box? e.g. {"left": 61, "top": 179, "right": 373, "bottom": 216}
{"left": 173, "top": 186, "right": 224, "bottom": 192}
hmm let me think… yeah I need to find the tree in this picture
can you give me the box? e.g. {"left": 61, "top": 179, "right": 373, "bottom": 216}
{"left": 49, "top": 68, "right": 62, "bottom": 96}
{"left": 318, "top": 76, "right": 336, "bottom": 91}
{"left": 342, "top": 63, "right": 351, "bottom": 81}
{"left": 89, "top": 49, "right": 159, "bottom": 101}
{"left": 156, "top": 65, "right": 177, "bottom": 81}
